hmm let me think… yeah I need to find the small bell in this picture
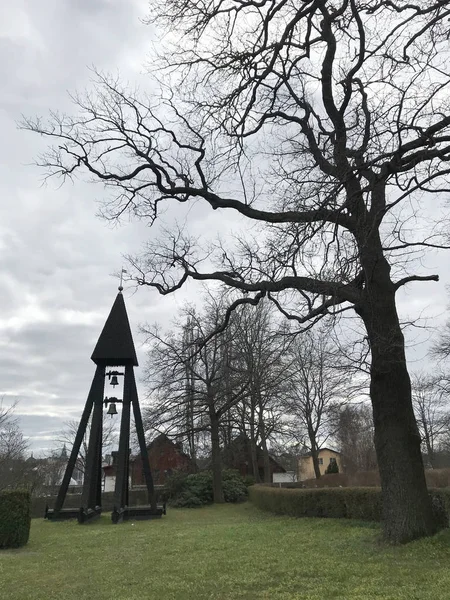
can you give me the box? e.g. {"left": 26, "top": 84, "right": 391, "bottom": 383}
{"left": 110, "top": 375, "right": 119, "bottom": 387}
{"left": 107, "top": 402, "right": 118, "bottom": 417}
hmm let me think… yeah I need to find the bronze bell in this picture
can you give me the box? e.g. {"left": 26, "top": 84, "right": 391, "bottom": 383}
{"left": 110, "top": 375, "right": 119, "bottom": 387}
{"left": 107, "top": 402, "right": 118, "bottom": 417}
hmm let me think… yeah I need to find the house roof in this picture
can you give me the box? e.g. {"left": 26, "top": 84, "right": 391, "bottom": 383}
{"left": 146, "top": 434, "right": 193, "bottom": 462}
{"left": 300, "top": 447, "right": 341, "bottom": 458}
{"left": 91, "top": 290, "right": 138, "bottom": 366}
{"left": 223, "top": 433, "right": 287, "bottom": 473}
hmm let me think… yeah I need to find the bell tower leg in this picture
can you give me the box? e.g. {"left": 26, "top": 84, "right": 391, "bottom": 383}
{"left": 130, "top": 367, "right": 156, "bottom": 509}
{"left": 52, "top": 365, "right": 104, "bottom": 518}
{"left": 80, "top": 365, "right": 105, "bottom": 521}
{"left": 114, "top": 365, "right": 131, "bottom": 512}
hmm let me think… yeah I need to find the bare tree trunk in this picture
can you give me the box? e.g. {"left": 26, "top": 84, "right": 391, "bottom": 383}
{"left": 248, "top": 410, "right": 260, "bottom": 482}
{"left": 259, "top": 412, "right": 272, "bottom": 483}
{"left": 310, "top": 445, "right": 321, "bottom": 479}
{"left": 358, "top": 273, "right": 435, "bottom": 543}
{"left": 421, "top": 418, "right": 436, "bottom": 469}
{"left": 259, "top": 429, "right": 271, "bottom": 484}
{"left": 209, "top": 409, "right": 224, "bottom": 503}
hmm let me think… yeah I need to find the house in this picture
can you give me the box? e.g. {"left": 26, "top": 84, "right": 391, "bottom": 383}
{"left": 131, "top": 434, "right": 196, "bottom": 486}
{"left": 298, "top": 448, "right": 342, "bottom": 481}
{"left": 102, "top": 451, "right": 134, "bottom": 492}
{"left": 222, "top": 434, "right": 286, "bottom": 482}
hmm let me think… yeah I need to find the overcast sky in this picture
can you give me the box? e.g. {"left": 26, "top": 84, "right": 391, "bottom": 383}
{"left": 1, "top": 0, "right": 449, "bottom": 456}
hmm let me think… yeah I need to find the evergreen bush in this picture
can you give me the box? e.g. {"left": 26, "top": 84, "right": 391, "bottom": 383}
{"left": 243, "top": 475, "right": 256, "bottom": 487}
{"left": 0, "top": 490, "right": 31, "bottom": 549}
{"left": 325, "top": 461, "right": 339, "bottom": 475}
{"left": 165, "top": 470, "right": 248, "bottom": 507}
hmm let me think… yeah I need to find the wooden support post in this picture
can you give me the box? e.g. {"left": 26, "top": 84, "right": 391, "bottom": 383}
{"left": 131, "top": 367, "right": 156, "bottom": 509}
{"left": 81, "top": 366, "right": 105, "bottom": 510}
{"left": 54, "top": 365, "right": 104, "bottom": 515}
{"left": 114, "top": 365, "right": 131, "bottom": 509}
{"left": 95, "top": 411, "right": 103, "bottom": 508}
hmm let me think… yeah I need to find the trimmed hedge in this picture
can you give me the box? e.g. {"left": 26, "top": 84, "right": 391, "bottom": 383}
{"left": 0, "top": 491, "right": 31, "bottom": 549}
{"left": 249, "top": 485, "right": 450, "bottom": 527}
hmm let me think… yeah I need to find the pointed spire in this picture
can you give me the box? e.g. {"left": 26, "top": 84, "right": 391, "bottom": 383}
{"left": 91, "top": 290, "right": 138, "bottom": 366}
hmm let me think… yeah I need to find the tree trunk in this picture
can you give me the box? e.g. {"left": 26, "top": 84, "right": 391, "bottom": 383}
{"left": 249, "top": 417, "right": 260, "bottom": 482}
{"left": 358, "top": 276, "right": 435, "bottom": 543}
{"left": 308, "top": 427, "right": 321, "bottom": 479}
{"left": 422, "top": 420, "right": 436, "bottom": 469}
{"left": 209, "top": 410, "right": 224, "bottom": 503}
{"left": 310, "top": 446, "right": 322, "bottom": 479}
{"left": 257, "top": 392, "right": 272, "bottom": 483}
{"left": 259, "top": 427, "right": 272, "bottom": 483}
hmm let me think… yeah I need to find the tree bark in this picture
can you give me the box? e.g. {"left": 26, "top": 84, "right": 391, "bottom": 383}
{"left": 358, "top": 267, "right": 435, "bottom": 543}
{"left": 209, "top": 410, "right": 224, "bottom": 503}
{"left": 422, "top": 419, "right": 436, "bottom": 469}
{"left": 307, "top": 424, "right": 321, "bottom": 479}
{"left": 249, "top": 416, "right": 260, "bottom": 482}
{"left": 259, "top": 425, "right": 272, "bottom": 484}
{"left": 310, "top": 445, "right": 322, "bottom": 480}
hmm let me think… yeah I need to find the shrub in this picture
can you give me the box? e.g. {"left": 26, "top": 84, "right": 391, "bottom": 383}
{"left": 0, "top": 490, "right": 31, "bottom": 549}
{"left": 171, "top": 491, "right": 204, "bottom": 508}
{"left": 249, "top": 486, "right": 450, "bottom": 528}
{"left": 185, "top": 472, "right": 214, "bottom": 505}
{"left": 165, "top": 470, "right": 248, "bottom": 507}
{"left": 162, "top": 470, "right": 190, "bottom": 503}
{"left": 249, "top": 486, "right": 381, "bottom": 521}
{"left": 223, "top": 478, "right": 248, "bottom": 503}
{"left": 325, "top": 461, "right": 339, "bottom": 475}
{"left": 429, "top": 489, "right": 450, "bottom": 530}
{"left": 243, "top": 475, "right": 256, "bottom": 487}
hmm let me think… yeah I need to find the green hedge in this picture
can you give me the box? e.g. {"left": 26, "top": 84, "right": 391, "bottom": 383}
{"left": 0, "top": 491, "right": 31, "bottom": 549}
{"left": 249, "top": 486, "right": 450, "bottom": 526}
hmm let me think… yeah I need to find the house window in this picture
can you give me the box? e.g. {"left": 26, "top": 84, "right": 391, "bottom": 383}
{"left": 329, "top": 457, "right": 337, "bottom": 465}
{"left": 318, "top": 458, "right": 323, "bottom": 465}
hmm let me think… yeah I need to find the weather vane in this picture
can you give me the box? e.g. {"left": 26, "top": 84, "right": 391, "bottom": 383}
{"left": 119, "top": 267, "right": 127, "bottom": 292}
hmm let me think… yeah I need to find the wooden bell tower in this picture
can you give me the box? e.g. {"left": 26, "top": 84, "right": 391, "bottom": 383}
{"left": 46, "top": 287, "right": 164, "bottom": 523}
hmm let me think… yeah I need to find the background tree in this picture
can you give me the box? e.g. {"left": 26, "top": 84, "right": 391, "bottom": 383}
{"left": 334, "top": 403, "right": 377, "bottom": 475}
{"left": 23, "top": 0, "right": 450, "bottom": 541}
{"left": 231, "top": 300, "right": 290, "bottom": 483}
{"left": 143, "top": 294, "right": 248, "bottom": 503}
{"left": 411, "top": 373, "right": 450, "bottom": 469}
{"left": 0, "top": 402, "right": 29, "bottom": 492}
{"left": 284, "top": 329, "right": 352, "bottom": 479}
{"left": 432, "top": 322, "right": 450, "bottom": 361}
{"left": 56, "top": 414, "right": 117, "bottom": 475}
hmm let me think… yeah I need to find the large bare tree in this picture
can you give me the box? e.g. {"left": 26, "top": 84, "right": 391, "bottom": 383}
{"left": 23, "top": 1, "right": 450, "bottom": 541}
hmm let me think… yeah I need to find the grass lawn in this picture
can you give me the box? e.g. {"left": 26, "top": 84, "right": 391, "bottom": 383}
{"left": 1, "top": 503, "right": 450, "bottom": 599}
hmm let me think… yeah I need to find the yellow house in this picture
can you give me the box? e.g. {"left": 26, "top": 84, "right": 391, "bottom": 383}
{"left": 298, "top": 448, "right": 342, "bottom": 481}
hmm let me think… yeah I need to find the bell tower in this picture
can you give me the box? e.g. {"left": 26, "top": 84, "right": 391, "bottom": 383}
{"left": 46, "top": 287, "right": 164, "bottom": 523}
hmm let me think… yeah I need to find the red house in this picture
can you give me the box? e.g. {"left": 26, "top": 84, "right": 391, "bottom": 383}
{"left": 131, "top": 434, "right": 196, "bottom": 486}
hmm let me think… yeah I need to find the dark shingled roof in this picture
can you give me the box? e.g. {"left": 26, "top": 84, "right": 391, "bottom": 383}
{"left": 91, "top": 291, "right": 138, "bottom": 366}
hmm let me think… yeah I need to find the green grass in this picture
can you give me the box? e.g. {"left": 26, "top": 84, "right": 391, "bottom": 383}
{"left": 1, "top": 503, "right": 450, "bottom": 599}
